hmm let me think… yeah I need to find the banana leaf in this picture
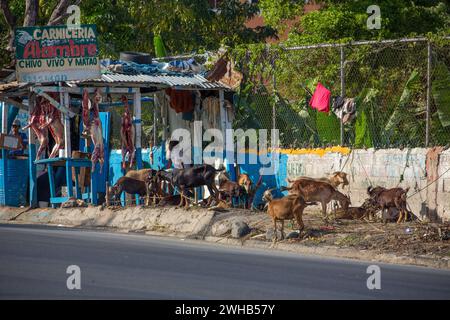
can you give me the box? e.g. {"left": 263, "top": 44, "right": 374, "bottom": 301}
{"left": 432, "top": 62, "right": 450, "bottom": 128}
{"left": 385, "top": 69, "right": 421, "bottom": 134}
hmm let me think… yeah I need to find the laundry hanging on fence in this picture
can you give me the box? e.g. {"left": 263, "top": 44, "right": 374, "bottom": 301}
{"left": 332, "top": 96, "right": 357, "bottom": 124}
{"left": 165, "top": 88, "right": 194, "bottom": 113}
{"left": 309, "top": 82, "right": 331, "bottom": 112}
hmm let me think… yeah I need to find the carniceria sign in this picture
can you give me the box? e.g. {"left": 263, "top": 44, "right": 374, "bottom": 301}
{"left": 15, "top": 24, "right": 100, "bottom": 83}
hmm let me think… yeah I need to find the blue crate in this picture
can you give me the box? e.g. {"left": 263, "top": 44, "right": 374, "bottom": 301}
{"left": 0, "top": 158, "right": 29, "bottom": 207}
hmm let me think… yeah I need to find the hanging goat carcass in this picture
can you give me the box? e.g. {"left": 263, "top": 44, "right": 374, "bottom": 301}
{"left": 38, "top": 93, "right": 64, "bottom": 158}
{"left": 82, "top": 89, "right": 105, "bottom": 173}
{"left": 120, "top": 95, "right": 135, "bottom": 170}
{"left": 23, "top": 97, "right": 49, "bottom": 159}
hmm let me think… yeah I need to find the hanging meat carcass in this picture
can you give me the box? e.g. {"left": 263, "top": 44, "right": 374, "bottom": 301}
{"left": 38, "top": 93, "right": 65, "bottom": 158}
{"left": 81, "top": 88, "right": 104, "bottom": 173}
{"left": 23, "top": 97, "right": 49, "bottom": 159}
{"left": 120, "top": 95, "right": 135, "bottom": 170}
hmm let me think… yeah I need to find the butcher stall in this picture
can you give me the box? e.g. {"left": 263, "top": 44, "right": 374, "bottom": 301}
{"left": 0, "top": 55, "right": 236, "bottom": 208}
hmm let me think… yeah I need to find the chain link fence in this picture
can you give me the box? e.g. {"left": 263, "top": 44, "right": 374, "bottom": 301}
{"left": 233, "top": 37, "right": 450, "bottom": 149}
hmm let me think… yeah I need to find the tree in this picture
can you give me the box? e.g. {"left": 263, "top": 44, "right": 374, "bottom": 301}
{"left": 258, "top": 0, "right": 450, "bottom": 45}
{"left": 0, "top": 0, "right": 276, "bottom": 66}
{"left": 0, "top": 0, "right": 81, "bottom": 57}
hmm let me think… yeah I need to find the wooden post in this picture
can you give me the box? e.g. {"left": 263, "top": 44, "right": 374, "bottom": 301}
{"left": 425, "top": 41, "right": 431, "bottom": 147}
{"left": 63, "top": 92, "right": 71, "bottom": 158}
{"left": 105, "top": 181, "right": 110, "bottom": 206}
{"left": 340, "top": 46, "right": 345, "bottom": 146}
{"left": 134, "top": 90, "right": 142, "bottom": 168}
{"left": 28, "top": 93, "right": 37, "bottom": 207}
{"left": 0, "top": 101, "right": 8, "bottom": 206}
{"left": 133, "top": 90, "right": 142, "bottom": 205}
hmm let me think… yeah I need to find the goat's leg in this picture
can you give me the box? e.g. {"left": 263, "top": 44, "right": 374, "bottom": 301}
{"left": 321, "top": 201, "right": 328, "bottom": 221}
{"left": 396, "top": 208, "right": 404, "bottom": 224}
{"left": 273, "top": 218, "right": 278, "bottom": 242}
{"left": 294, "top": 207, "right": 305, "bottom": 232}
{"left": 178, "top": 189, "right": 184, "bottom": 207}
{"left": 280, "top": 220, "right": 285, "bottom": 240}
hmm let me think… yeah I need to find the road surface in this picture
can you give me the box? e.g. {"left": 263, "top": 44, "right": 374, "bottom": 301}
{"left": 1, "top": 224, "right": 449, "bottom": 299}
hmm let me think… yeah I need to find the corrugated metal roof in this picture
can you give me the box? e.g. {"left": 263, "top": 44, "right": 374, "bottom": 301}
{"left": 74, "top": 72, "right": 231, "bottom": 90}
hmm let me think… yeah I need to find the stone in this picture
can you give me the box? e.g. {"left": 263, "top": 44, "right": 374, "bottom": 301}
{"left": 286, "top": 231, "right": 300, "bottom": 239}
{"left": 231, "top": 220, "right": 251, "bottom": 238}
{"left": 211, "top": 221, "right": 232, "bottom": 237}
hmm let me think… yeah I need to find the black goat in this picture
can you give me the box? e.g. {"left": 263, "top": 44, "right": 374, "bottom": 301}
{"left": 156, "top": 164, "right": 224, "bottom": 208}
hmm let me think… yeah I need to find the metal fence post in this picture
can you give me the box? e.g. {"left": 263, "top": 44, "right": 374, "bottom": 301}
{"left": 340, "top": 46, "right": 345, "bottom": 146}
{"left": 426, "top": 41, "right": 431, "bottom": 147}
{"left": 272, "top": 61, "right": 277, "bottom": 132}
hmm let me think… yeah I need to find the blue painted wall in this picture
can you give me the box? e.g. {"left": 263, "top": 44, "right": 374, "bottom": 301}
{"left": 107, "top": 147, "right": 287, "bottom": 208}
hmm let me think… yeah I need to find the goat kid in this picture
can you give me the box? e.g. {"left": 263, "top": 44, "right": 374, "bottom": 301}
{"left": 367, "top": 186, "right": 410, "bottom": 223}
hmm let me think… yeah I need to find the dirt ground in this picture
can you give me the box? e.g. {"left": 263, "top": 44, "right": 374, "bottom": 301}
{"left": 237, "top": 207, "right": 450, "bottom": 259}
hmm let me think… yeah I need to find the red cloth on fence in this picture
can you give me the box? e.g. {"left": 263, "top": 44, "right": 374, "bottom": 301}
{"left": 309, "top": 82, "right": 331, "bottom": 112}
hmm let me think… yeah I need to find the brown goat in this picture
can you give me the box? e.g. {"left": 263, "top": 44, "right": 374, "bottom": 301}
{"left": 237, "top": 173, "right": 252, "bottom": 193}
{"left": 367, "top": 186, "right": 410, "bottom": 223}
{"left": 217, "top": 172, "right": 244, "bottom": 204}
{"left": 262, "top": 190, "right": 306, "bottom": 241}
{"left": 125, "top": 168, "right": 155, "bottom": 182}
{"left": 283, "top": 178, "right": 351, "bottom": 220}
{"left": 288, "top": 171, "right": 349, "bottom": 190}
{"left": 109, "top": 176, "right": 149, "bottom": 205}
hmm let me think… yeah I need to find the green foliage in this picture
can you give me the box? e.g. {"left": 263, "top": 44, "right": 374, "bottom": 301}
{"left": 432, "top": 61, "right": 450, "bottom": 128}
{"left": 0, "top": 0, "right": 276, "bottom": 64}
{"left": 260, "top": 0, "right": 450, "bottom": 45}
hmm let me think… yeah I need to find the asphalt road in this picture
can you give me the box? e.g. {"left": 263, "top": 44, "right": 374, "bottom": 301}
{"left": 1, "top": 224, "right": 449, "bottom": 299}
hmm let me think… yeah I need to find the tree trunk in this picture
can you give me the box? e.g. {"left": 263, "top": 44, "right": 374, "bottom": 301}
{"left": 48, "top": 0, "right": 82, "bottom": 26}
{"left": 23, "top": 0, "right": 38, "bottom": 26}
{"left": 0, "top": 0, "right": 16, "bottom": 51}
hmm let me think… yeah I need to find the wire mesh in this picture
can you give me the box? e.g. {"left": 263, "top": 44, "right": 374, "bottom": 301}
{"left": 234, "top": 38, "right": 450, "bottom": 149}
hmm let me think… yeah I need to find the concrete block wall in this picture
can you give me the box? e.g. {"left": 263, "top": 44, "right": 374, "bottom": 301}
{"left": 285, "top": 148, "right": 450, "bottom": 222}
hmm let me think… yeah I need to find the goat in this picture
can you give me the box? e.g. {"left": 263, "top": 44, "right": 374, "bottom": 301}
{"left": 282, "top": 178, "right": 351, "bottom": 220}
{"left": 367, "top": 186, "right": 410, "bottom": 223}
{"left": 125, "top": 168, "right": 156, "bottom": 182}
{"left": 238, "top": 173, "right": 252, "bottom": 193}
{"left": 218, "top": 172, "right": 241, "bottom": 201}
{"left": 287, "top": 171, "right": 349, "bottom": 190}
{"left": 262, "top": 189, "right": 307, "bottom": 242}
{"left": 110, "top": 176, "right": 149, "bottom": 205}
{"left": 156, "top": 164, "right": 223, "bottom": 209}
